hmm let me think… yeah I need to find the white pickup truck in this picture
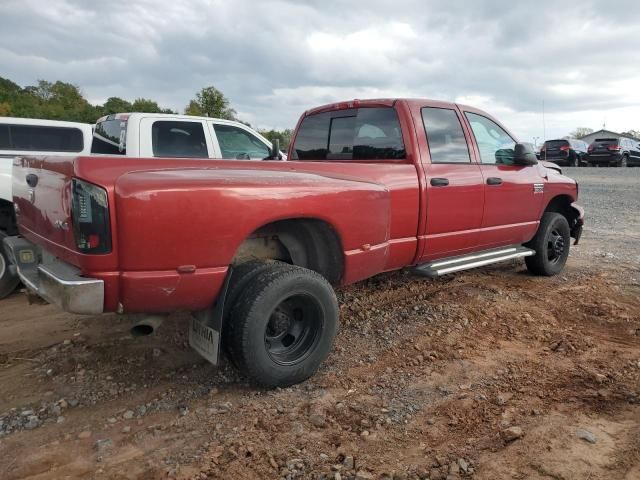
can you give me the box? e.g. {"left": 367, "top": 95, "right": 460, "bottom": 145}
{"left": 91, "top": 113, "right": 285, "bottom": 160}
{"left": 1, "top": 113, "right": 284, "bottom": 298}
{"left": 1, "top": 118, "right": 93, "bottom": 298}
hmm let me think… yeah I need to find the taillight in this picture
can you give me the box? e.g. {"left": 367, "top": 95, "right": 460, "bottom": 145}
{"left": 588, "top": 145, "right": 594, "bottom": 152}
{"left": 71, "top": 178, "right": 111, "bottom": 254}
{"left": 608, "top": 145, "right": 622, "bottom": 151}
{"left": 559, "top": 145, "right": 570, "bottom": 151}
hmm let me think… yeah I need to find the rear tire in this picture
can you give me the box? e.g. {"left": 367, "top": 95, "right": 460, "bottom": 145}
{"left": 570, "top": 154, "right": 579, "bottom": 167}
{"left": 620, "top": 155, "right": 628, "bottom": 167}
{"left": 227, "top": 264, "right": 339, "bottom": 388}
{"left": 525, "top": 212, "right": 571, "bottom": 276}
{"left": 222, "top": 260, "right": 292, "bottom": 363}
{"left": 0, "top": 246, "right": 20, "bottom": 299}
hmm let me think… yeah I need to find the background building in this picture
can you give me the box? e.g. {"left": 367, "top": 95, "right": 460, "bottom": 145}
{"left": 579, "top": 129, "right": 640, "bottom": 144}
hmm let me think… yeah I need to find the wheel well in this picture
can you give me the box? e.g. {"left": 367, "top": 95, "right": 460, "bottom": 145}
{"left": 232, "top": 219, "right": 343, "bottom": 284}
{"left": 544, "top": 195, "right": 579, "bottom": 230}
{"left": 0, "top": 199, "right": 17, "bottom": 236}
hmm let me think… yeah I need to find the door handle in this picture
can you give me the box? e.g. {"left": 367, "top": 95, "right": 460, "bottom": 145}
{"left": 430, "top": 177, "right": 449, "bottom": 187}
{"left": 486, "top": 177, "right": 502, "bottom": 186}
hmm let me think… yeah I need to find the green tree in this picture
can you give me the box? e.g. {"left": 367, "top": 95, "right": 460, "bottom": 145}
{"left": 102, "top": 97, "right": 133, "bottom": 115}
{"left": 184, "top": 100, "right": 204, "bottom": 116}
{"left": 185, "top": 86, "right": 236, "bottom": 119}
{"left": 131, "top": 98, "right": 173, "bottom": 113}
{"left": 0, "top": 102, "right": 11, "bottom": 116}
{"left": 259, "top": 128, "right": 293, "bottom": 150}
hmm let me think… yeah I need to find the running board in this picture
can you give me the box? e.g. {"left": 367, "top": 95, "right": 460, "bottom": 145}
{"left": 413, "top": 246, "right": 535, "bottom": 278}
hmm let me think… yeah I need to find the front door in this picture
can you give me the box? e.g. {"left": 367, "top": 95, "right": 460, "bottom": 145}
{"left": 463, "top": 111, "right": 543, "bottom": 247}
{"left": 416, "top": 104, "right": 484, "bottom": 262}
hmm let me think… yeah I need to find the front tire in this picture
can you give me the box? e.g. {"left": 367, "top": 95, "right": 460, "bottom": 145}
{"left": 525, "top": 212, "right": 571, "bottom": 276}
{"left": 227, "top": 264, "right": 339, "bottom": 388}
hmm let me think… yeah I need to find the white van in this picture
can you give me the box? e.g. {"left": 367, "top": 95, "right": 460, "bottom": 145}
{"left": 0, "top": 117, "right": 93, "bottom": 298}
{"left": 91, "top": 113, "right": 285, "bottom": 160}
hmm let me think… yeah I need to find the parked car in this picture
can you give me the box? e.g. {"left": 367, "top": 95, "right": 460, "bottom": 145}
{"left": 91, "top": 113, "right": 285, "bottom": 160}
{"left": 539, "top": 139, "right": 588, "bottom": 167}
{"left": 5, "top": 98, "right": 584, "bottom": 387}
{"left": 586, "top": 137, "right": 640, "bottom": 167}
{"left": 0, "top": 117, "right": 93, "bottom": 298}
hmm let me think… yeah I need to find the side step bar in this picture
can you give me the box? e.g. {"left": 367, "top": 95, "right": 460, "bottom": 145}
{"left": 413, "top": 246, "right": 535, "bottom": 278}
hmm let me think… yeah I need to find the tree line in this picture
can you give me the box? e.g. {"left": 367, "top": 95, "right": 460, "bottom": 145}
{"left": 0, "top": 77, "right": 292, "bottom": 147}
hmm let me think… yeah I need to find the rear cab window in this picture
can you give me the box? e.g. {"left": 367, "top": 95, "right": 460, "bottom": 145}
{"left": 0, "top": 124, "right": 84, "bottom": 152}
{"left": 92, "top": 115, "right": 128, "bottom": 155}
{"left": 291, "top": 107, "right": 405, "bottom": 161}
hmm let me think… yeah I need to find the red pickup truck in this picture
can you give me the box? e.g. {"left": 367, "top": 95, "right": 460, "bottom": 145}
{"left": 5, "top": 98, "right": 583, "bottom": 387}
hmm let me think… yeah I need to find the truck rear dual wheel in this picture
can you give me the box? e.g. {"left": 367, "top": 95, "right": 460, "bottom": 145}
{"left": 525, "top": 212, "right": 571, "bottom": 276}
{"left": 224, "top": 261, "right": 339, "bottom": 388}
{"left": 0, "top": 245, "right": 20, "bottom": 299}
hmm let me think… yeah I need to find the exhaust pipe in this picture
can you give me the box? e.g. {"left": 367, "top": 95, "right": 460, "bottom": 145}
{"left": 130, "top": 315, "right": 165, "bottom": 337}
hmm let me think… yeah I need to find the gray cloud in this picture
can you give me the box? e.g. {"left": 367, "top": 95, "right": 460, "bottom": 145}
{"left": 1, "top": 0, "right": 639, "bottom": 140}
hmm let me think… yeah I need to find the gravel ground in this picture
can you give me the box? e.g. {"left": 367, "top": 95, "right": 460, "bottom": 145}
{"left": 564, "top": 166, "right": 640, "bottom": 259}
{"left": 0, "top": 167, "right": 638, "bottom": 480}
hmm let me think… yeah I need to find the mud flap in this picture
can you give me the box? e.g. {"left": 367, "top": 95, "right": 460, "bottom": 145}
{"left": 188, "top": 267, "right": 233, "bottom": 366}
{"left": 571, "top": 224, "right": 583, "bottom": 245}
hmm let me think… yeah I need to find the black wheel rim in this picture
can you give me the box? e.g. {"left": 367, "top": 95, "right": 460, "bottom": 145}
{"left": 264, "top": 293, "right": 323, "bottom": 365}
{"left": 547, "top": 229, "right": 565, "bottom": 264}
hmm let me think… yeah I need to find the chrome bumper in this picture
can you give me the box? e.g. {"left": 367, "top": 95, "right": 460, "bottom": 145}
{"left": 3, "top": 236, "right": 104, "bottom": 315}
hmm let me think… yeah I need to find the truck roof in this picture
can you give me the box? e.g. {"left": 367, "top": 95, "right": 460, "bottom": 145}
{"left": 304, "top": 98, "right": 467, "bottom": 116}
{"left": 95, "top": 112, "right": 248, "bottom": 124}
{"left": 0, "top": 116, "right": 93, "bottom": 129}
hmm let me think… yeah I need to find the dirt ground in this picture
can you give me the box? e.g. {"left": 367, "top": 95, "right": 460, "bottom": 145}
{"left": 1, "top": 169, "right": 639, "bottom": 480}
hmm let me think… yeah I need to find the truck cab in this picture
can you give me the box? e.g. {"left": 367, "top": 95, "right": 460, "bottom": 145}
{"left": 91, "top": 113, "right": 285, "bottom": 160}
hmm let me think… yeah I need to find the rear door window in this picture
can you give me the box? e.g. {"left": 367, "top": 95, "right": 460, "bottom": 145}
{"left": 0, "top": 124, "right": 83, "bottom": 152}
{"left": 421, "top": 107, "right": 471, "bottom": 163}
{"left": 92, "top": 118, "right": 127, "bottom": 154}
{"left": 212, "top": 124, "right": 270, "bottom": 159}
{"left": 292, "top": 107, "right": 405, "bottom": 161}
{"left": 152, "top": 121, "right": 208, "bottom": 158}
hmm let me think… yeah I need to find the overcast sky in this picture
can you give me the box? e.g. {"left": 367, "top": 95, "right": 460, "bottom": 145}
{"left": 1, "top": 0, "right": 639, "bottom": 142}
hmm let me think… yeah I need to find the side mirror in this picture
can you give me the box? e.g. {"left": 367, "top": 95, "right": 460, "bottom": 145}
{"left": 513, "top": 143, "right": 538, "bottom": 166}
{"left": 266, "top": 138, "right": 283, "bottom": 161}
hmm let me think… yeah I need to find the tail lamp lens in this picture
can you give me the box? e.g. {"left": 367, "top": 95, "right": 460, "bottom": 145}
{"left": 71, "top": 179, "right": 111, "bottom": 254}
{"left": 560, "top": 145, "right": 570, "bottom": 151}
{"left": 608, "top": 145, "right": 621, "bottom": 151}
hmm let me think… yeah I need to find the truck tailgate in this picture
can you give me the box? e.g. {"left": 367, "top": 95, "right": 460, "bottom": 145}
{"left": 13, "top": 155, "right": 78, "bottom": 258}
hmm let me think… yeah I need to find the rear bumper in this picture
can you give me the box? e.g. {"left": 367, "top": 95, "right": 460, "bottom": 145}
{"left": 3, "top": 236, "right": 104, "bottom": 315}
{"left": 586, "top": 153, "right": 621, "bottom": 164}
{"left": 3, "top": 236, "right": 229, "bottom": 315}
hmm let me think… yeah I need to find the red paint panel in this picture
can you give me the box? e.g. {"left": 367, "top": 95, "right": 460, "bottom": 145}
{"left": 118, "top": 267, "right": 227, "bottom": 313}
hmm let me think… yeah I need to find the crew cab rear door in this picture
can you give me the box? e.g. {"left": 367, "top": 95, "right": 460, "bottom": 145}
{"left": 411, "top": 102, "right": 484, "bottom": 261}
{"left": 462, "top": 110, "right": 543, "bottom": 247}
